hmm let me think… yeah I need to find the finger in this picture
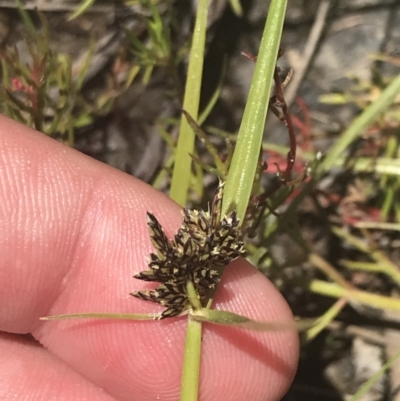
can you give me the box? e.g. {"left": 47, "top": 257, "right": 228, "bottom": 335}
{"left": 0, "top": 115, "right": 298, "bottom": 401}
{"left": 0, "top": 114, "right": 176, "bottom": 333}
{"left": 200, "top": 259, "right": 299, "bottom": 401}
{"left": 0, "top": 332, "right": 117, "bottom": 401}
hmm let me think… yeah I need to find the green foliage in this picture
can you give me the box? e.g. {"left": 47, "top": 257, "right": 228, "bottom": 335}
{"left": 169, "top": 0, "right": 209, "bottom": 207}
{"left": 222, "top": 0, "right": 288, "bottom": 221}
{"left": 0, "top": 9, "right": 99, "bottom": 145}
{"left": 68, "top": 0, "right": 98, "bottom": 20}
{"left": 1, "top": 1, "right": 188, "bottom": 147}
{"left": 123, "top": 0, "right": 182, "bottom": 85}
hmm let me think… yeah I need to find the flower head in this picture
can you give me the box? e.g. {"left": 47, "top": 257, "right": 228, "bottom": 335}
{"left": 131, "top": 183, "right": 245, "bottom": 319}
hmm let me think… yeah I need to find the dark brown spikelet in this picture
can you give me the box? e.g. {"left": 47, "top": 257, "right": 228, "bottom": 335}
{"left": 131, "top": 182, "right": 246, "bottom": 319}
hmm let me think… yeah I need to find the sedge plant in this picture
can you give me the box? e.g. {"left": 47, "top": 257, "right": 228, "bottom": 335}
{"left": 39, "top": 1, "right": 309, "bottom": 401}
{"left": 0, "top": 3, "right": 96, "bottom": 146}
{"left": 37, "top": 0, "right": 400, "bottom": 398}
{"left": 3, "top": 0, "right": 398, "bottom": 398}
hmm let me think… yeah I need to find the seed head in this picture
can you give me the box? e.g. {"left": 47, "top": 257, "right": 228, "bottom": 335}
{"left": 131, "top": 182, "right": 245, "bottom": 319}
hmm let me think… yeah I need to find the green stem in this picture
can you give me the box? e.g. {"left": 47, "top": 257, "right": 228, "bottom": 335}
{"left": 319, "top": 71, "right": 400, "bottom": 172}
{"left": 186, "top": 280, "right": 203, "bottom": 311}
{"left": 40, "top": 312, "right": 158, "bottom": 320}
{"left": 180, "top": 281, "right": 203, "bottom": 401}
{"left": 348, "top": 348, "right": 400, "bottom": 401}
{"left": 180, "top": 316, "right": 203, "bottom": 401}
{"left": 170, "top": 0, "right": 209, "bottom": 206}
{"left": 222, "top": 0, "right": 288, "bottom": 220}
{"left": 308, "top": 252, "right": 353, "bottom": 289}
{"left": 167, "top": 2, "right": 208, "bottom": 400}
{"left": 309, "top": 279, "right": 400, "bottom": 311}
{"left": 332, "top": 226, "right": 400, "bottom": 285}
{"left": 170, "top": 3, "right": 209, "bottom": 399}
{"left": 304, "top": 298, "right": 347, "bottom": 342}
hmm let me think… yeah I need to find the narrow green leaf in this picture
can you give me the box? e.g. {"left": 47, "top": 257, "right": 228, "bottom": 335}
{"left": 222, "top": 0, "right": 288, "bottom": 220}
{"left": 172, "top": 6, "right": 210, "bottom": 399}
{"left": 198, "top": 58, "right": 226, "bottom": 125}
{"left": 310, "top": 280, "right": 400, "bottom": 311}
{"left": 192, "top": 308, "right": 314, "bottom": 331}
{"left": 229, "top": 0, "right": 243, "bottom": 17}
{"left": 16, "top": 0, "right": 37, "bottom": 36}
{"left": 304, "top": 298, "right": 347, "bottom": 342}
{"left": 125, "top": 64, "right": 141, "bottom": 89}
{"left": 170, "top": 0, "right": 209, "bottom": 206}
{"left": 348, "top": 348, "right": 400, "bottom": 401}
{"left": 180, "top": 317, "right": 202, "bottom": 401}
{"left": 68, "top": 0, "right": 97, "bottom": 20}
{"left": 40, "top": 312, "right": 159, "bottom": 321}
{"left": 182, "top": 111, "right": 228, "bottom": 177}
{"left": 320, "top": 72, "right": 400, "bottom": 172}
{"left": 76, "top": 38, "right": 95, "bottom": 89}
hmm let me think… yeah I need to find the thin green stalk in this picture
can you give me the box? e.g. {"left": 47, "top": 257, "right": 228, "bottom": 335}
{"left": 211, "top": 127, "right": 400, "bottom": 175}
{"left": 309, "top": 279, "right": 400, "bottom": 311}
{"left": 348, "top": 348, "right": 400, "bottom": 401}
{"left": 170, "top": 0, "right": 209, "bottom": 206}
{"left": 180, "top": 317, "right": 202, "bottom": 401}
{"left": 182, "top": 111, "right": 228, "bottom": 177}
{"left": 353, "top": 221, "right": 400, "bottom": 231}
{"left": 68, "top": 0, "right": 97, "bottom": 20}
{"left": 169, "top": 4, "right": 209, "bottom": 398}
{"left": 174, "top": 2, "right": 288, "bottom": 399}
{"left": 344, "top": 259, "right": 400, "bottom": 286}
{"left": 198, "top": 59, "right": 226, "bottom": 125}
{"left": 16, "top": 0, "right": 37, "bottom": 34}
{"left": 304, "top": 298, "right": 347, "bottom": 342}
{"left": 332, "top": 226, "right": 400, "bottom": 285}
{"left": 40, "top": 312, "right": 158, "bottom": 320}
{"left": 229, "top": 0, "right": 243, "bottom": 16}
{"left": 222, "top": 0, "right": 288, "bottom": 220}
{"left": 308, "top": 252, "right": 353, "bottom": 289}
{"left": 205, "top": 0, "right": 288, "bottom": 310}
{"left": 319, "top": 72, "right": 400, "bottom": 172}
{"left": 180, "top": 281, "right": 204, "bottom": 401}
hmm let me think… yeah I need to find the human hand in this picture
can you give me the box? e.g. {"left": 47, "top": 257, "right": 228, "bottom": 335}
{"left": 0, "top": 115, "right": 299, "bottom": 401}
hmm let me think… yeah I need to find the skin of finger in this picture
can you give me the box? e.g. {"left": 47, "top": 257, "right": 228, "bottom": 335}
{"left": 0, "top": 332, "right": 118, "bottom": 401}
{"left": 0, "top": 115, "right": 299, "bottom": 401}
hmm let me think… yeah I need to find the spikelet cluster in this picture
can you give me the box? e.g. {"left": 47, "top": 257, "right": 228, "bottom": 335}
{"left": 131, "top": 183, "right": 245, "bottom": 319}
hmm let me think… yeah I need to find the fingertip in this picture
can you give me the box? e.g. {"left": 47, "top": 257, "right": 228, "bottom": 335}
{"left": 199, "top": 259, "right": 299, "bottom": 401}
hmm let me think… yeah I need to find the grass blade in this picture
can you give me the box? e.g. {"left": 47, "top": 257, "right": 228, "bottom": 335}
{"left": 222, "top": 0, "right": 288, "bottom": 220}
{"left": 170, "top": 0, "right": 209, "bottom": 206}
{"left": 40, "top": 312, "right": 159, "bottom": 320}
{"left": 320, "top": 72, "right": 400, "bottom": 172}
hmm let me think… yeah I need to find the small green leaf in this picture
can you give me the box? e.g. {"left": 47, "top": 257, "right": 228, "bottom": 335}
{"left": 40, "top": 312, "right": 160, "bottom": 321}
{"left": 348, "top": 348, "right": 400, "bottom": 401}
{"left": 319, "top": 93, "right": 351, "bottom": 104}
{"left": 16, "top": 0, "right": 37, "bottom": 36}
{"left": 73, "top": 113, "right": 94, "bottom": 128}
{"left": 229, "top": 0, "right": 243, "bottom": 16}
{"left": 68, "top": 0, "right": 97, "bottom": 21}
{"left": 182, "top": 110, "right": 228, "bottom": 177}
{"left": 320, "top": 71, "right": 400, "bottom": 172}
{"left": 191, "top": 308, "right": 314, "bottom": 332}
